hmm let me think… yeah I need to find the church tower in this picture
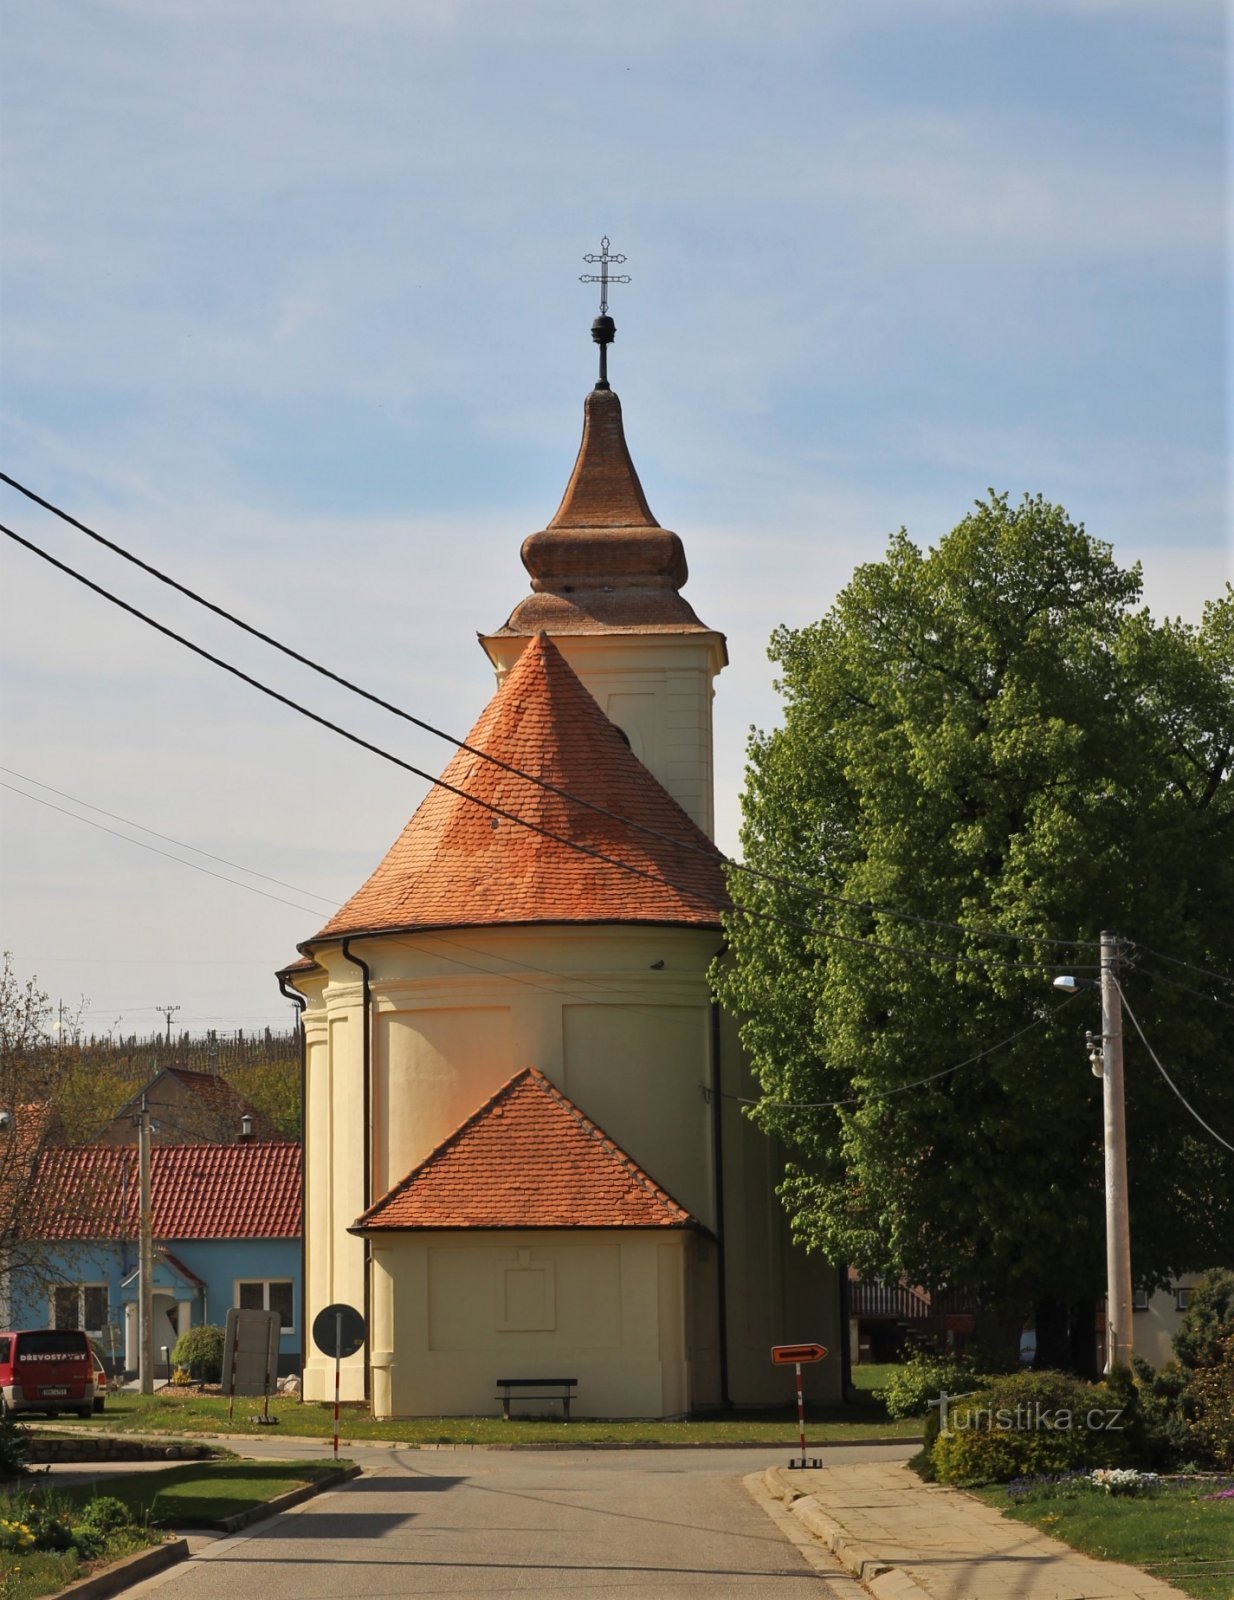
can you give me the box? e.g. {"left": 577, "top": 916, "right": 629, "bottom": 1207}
{"left": 282, "top": 263, "right": 840, "bottom": 1416}
{"left": 480, "top": 382, "right": 727, "bottom": 837}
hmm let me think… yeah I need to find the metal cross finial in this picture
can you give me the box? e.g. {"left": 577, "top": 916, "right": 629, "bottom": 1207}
{"left": 580, "top": 237, "right": 630, "bottom": 388}
{"left": 580, "top": 236, "right": 630, "bottom": 315}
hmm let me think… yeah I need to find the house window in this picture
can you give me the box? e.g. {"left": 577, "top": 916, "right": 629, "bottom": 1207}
{"left": 50, "top": 1285, "right": 108, "bottom": 1333}
{"left": 1132, "top": 1289, "right": 1150, "bottom": 1312}
{"left": 235, "top": 1280, "right": 293, "bottom": 1330}
{"left": 1175, "top": 1286, "right": 1193, "bottom": 1312}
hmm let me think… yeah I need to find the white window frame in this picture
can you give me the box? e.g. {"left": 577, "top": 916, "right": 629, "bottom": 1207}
{"left": 1174, "top": 1286, "right": 1193, "bottom": 1313}
{"left": 1131, "top": 1289, "right": 1150, "bottom": 1312}
{"left": 48, "top": 1282, "right": 110, "bottom": 1335}
{"left": 233, "top": 1278, "right": 295, "bottom": 1333}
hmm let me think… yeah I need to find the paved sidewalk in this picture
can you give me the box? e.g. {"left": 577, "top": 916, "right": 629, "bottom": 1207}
{"left": 763, "top": 1459, "right": 1191, "bottom": 1600}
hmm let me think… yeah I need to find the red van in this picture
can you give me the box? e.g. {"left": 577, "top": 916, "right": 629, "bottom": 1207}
{"left": 0, "top": 1329, "right": 94, "bottom": 1419}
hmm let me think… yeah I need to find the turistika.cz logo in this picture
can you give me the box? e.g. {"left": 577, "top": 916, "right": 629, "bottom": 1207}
{"left": 927, "top": 1391, "right": 1125, "bottom": 1433}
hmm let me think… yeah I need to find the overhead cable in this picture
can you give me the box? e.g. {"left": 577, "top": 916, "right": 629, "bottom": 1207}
{"left": 0, "top": 520, "right": 1094, "bottom": 974}
{"left": 0, "top": 472, "right": 1096, "bottom": 954}
{"left": 1117, "top": 983, "right": 1234, "bottom": 1155}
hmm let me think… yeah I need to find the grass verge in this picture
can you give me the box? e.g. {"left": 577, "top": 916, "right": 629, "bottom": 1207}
{"left": 58, "top": 1459, "right": 350, "bottom": 1528}
{"left": 63, "top": 1391, "right": 918, "bottom": 1445}
{"left": 973, "top": 1479, "right": 1234, "bottom": 1600}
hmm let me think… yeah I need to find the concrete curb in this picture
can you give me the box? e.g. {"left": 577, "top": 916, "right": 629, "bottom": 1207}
{"left": 764, "top": 1468, "right": 933, "bottom": 1600}
{"left": 206, "top": 1463, "right": 363, "bottom": 1533}
{"left": 41, "top": 1423, "right": 921, "bottom": 1453}
{"left": 54, "top": 1538, "right": 189, "bottom": 1600}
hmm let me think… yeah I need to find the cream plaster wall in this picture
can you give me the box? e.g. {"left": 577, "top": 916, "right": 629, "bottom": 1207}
{"left": 480, "top": 632, "right": 726, "bottom": 838}
{"left": 296, "top": 927, "right": 843, "bottom": 1410}
{"left": 366, "top": 1230, "right": 707, "bottom": 1418}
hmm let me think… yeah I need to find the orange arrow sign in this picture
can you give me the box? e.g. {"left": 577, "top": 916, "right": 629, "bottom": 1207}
{"left": 771, "top": 1342, "right": 828, "bottom": 1365}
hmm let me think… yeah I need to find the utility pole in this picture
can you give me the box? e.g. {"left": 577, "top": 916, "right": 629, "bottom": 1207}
{"left": 134, "top": 1094, "right": 154, "bottom": 1394}
{"left": 157, "top": 1004, "right": 179, "bottom": 1052}
{"left": 1099, "top": 931, "right": 1134, "bottom": 1371}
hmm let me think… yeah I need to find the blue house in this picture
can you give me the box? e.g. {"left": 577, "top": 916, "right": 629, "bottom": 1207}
{"left": 10, "top": 1140, "right": 302, "bottom": 1377}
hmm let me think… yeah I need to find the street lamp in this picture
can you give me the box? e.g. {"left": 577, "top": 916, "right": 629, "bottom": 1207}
{"left": 1055, "top": 932, "right": 1133, "bottom": 1371}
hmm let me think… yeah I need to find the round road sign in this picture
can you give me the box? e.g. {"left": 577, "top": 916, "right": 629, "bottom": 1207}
{"left": 312, "top": 1302, "right": 366, "bottom": 1359}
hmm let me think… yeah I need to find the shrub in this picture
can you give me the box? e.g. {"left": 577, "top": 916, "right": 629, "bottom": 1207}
{"left": 0, "top": 1413, "right": 30, "bottom": 1478}
{"left": 171, "top": 1324, "right": 224, "bottom": 1384}
{"left": 930, "top": 1370, "right": 1133, "bottom": 1486}
{"left": 1181, "top": 1332, "right": 1234, "bottom": 1470}
{"left": 24, "top": 1500, "right": 74, "bottom": 1552}
{"left": 1173, "top": 1270, "right": 1234, "bottom": 1372}
{"left": 877, "top": 1353, "right": 976, "bottom": 1419}
{"left": 74, "top": 1496, "right": 132, "bottom": 1536}
{"left": 0, "top": 1516, "right": 35, "bottom": 1554}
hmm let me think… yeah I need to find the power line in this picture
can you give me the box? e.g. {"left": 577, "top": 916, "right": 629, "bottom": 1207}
{"left": 0, "top": 766, "right": 338, "bottom": 906}
{"left": 1117, "top": 983, "right": 1234, "bottom": 1155}
{"left": 1134, "top": 943, "right": 1234, "bottom": 989}
{"left": 0, "top": 473, "right": 1096, "bottom": 955}
{"left": 0, "top": 781, "right": 326, "bottom": 918}
{"left": 719, "top": 997, "right": 1076, "bottom": 1110}
{"left": 1128, "top": 964, "right": 1234, "bottom": 1014}
{"left": 2, "top": 520, "right": 1092, "bottom": 975}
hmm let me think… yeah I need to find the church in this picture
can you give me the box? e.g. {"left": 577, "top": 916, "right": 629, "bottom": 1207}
{"left": 280, "top": 298, "right": 842, "bottom": 1417}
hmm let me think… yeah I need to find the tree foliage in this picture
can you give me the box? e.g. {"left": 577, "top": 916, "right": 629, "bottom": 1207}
{"left": 716, "top": 495, "right": 1233, "bottom": 1336}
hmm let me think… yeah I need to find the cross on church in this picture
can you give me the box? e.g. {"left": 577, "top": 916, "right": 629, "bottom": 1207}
{"left": 579, "top": 236, "right": 630, "bottom": 315}
{"left": 579, "top": 237, "right": 630, "bottom": 389}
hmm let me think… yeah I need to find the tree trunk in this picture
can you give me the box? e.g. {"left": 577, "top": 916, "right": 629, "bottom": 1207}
{"left": 1068, "top": 1294, "right": 1099, "bottom": 1379}
{"left": 1034, "top": 1293, "right": 1070, "bottom": 1370}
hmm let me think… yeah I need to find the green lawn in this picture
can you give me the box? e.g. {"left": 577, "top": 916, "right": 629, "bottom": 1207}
{"left": 0, "top": 1542, "right": 153, "bottom": 1600}
{"left": 849, "top": 1362, "right": 899, "bottom": 1395}
{"left": 61, "top": 1390, "right": 919, "bottom": 1445}
{"left": 974, "top": 1480, "right": 1234, "bottom": 1600}
{"left": 58, "top": 1459, "right": 349, "bottom": 1528}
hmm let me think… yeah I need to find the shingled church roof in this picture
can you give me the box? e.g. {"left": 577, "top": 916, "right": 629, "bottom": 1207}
{"left": 308, "top": 632, "right": 728, "bottom": 943}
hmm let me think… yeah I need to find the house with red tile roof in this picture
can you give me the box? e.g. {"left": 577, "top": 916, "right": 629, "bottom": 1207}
{"left": 96, "top": 1066, "right": 277, "bottom": 1147}
{"left": 281, "top": 334, "right": 841, "bottom": 1418}
{"left": 7, "top": 1141, "right": 301, "bottom": 1377}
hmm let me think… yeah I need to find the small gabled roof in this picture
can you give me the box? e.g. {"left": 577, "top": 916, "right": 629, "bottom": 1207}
{"left": 109, "top": 1067, "right": 277, "bottom": 1143}
{"left": 353, "top": 1067, "right": 698, "bottom": 1232}
{"left": 25, "top": 1142, "right": 301, "bottom": 1241}
{"left": 309, "top": 633, "right": 729, "bottom": 943}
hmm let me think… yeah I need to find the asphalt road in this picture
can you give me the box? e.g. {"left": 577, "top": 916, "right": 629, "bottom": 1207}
{"left": 122, "top": 1442, "right": 913, "bottom": 1598}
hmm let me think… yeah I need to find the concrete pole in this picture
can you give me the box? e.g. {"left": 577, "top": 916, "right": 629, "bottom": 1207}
{"left": 138, "top": 1094, "right": 155, "bottom": 1395}
{"left": 1100, "top": 930, "right": 1134, "bottom": 1371}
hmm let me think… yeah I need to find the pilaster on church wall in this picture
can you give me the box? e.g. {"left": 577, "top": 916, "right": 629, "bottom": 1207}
{"left": 300, "top": 956, "right": 369, "bottom": 1402}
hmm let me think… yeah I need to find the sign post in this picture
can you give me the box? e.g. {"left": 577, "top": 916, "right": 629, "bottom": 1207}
{"left": 312, "top": 1303, "right": 366, "bottom": 1462}
{"left": 223, "top": 1309, "right": 281, "bottom": 1424}
{"left": 771, "top": 1342, "right": 827, "bottom": 1469}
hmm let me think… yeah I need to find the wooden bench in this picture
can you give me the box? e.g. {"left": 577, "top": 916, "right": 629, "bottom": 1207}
{"left": 496, "top": 1377, "right": 577, "bottom": 1421}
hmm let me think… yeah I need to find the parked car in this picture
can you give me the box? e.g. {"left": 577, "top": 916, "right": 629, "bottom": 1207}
{"left": 0, "top": 1329, "right": 94, "bottom": 1419}
{"left": 88, "top": 1340, "right": 108, "bottom": 1413}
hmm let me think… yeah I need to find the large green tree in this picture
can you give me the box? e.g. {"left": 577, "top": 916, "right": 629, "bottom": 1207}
{"left": 716, "top": 495, "right": 1233, "bottom": 1366}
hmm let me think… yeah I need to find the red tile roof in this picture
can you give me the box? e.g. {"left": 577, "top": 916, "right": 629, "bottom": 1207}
{"left": 23, "top": 1142, "right": 301, "bottom": 1240}
{"left": 310, "top": 633, "right": 729, "bottom": 943}
{"left": 108, "top": 1068, "right": 278, "bottom": 1143}
{"left": 354, "top": 1067, "right": 698, "bottom": 1232}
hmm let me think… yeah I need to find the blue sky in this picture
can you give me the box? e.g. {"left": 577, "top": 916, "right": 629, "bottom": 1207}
{"left": 1, "top": 0, "right": 1227, "bottom": 1037}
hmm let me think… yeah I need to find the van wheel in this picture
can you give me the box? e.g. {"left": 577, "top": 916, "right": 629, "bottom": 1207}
{"left": 76, "top": 1405, "right": 93, "bottom": 1419}
{"left": 45, "top": 1410, "right": 58, "bottom": 1419}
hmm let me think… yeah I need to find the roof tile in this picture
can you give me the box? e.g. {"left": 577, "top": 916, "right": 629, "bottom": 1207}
{"left": 354, "top": 1067, "right": 697, "bottom": 1231}
{"left": 24, "top": 1142, "right": 301, "bottom": 1240}
{"left": 310, "top": 632, "right": 729, "bottom": 942}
